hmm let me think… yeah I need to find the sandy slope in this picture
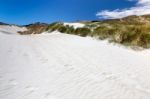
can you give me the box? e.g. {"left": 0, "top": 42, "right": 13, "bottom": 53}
{"left": 0, "top": 25, "right": 27, "bottom": 34}
{"left": 1, "top": 29, "right": 150, "bottom": 99}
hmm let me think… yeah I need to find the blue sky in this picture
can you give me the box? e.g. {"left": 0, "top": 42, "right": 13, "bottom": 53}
{"left": 0, "top": 0, "right": 138, "bottom": 25}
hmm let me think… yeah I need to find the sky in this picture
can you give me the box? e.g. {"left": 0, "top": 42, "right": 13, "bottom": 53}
{"left": 0, "top": 0, "right": 148, "bottom": 25}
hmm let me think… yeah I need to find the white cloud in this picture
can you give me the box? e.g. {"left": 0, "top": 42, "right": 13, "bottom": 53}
{"left": 96, "top": 0, "right": 150, "bottom": 19}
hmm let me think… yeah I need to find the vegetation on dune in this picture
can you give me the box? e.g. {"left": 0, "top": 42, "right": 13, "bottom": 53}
{"left": 19, "top": 22, "right": 49, "bottom": 35}
{"left": 46, "top": 22, "right": 91, "bottom": 37}
{"left": 74, "top": 28, "right": 91, "bottom": 37}
{"left": 18, "top": 15, "right": 150, "bottom": 49}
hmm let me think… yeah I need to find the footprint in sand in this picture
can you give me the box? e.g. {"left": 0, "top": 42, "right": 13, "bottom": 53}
{"left": 25, "top": 86, "right": 37, "bottom": 93}
{"left": 64, "top": 64, "right": 71, "bottom": 67}
{"left": 23, "top": 53, "right": 29, "bottom": 57}
{"left": 45, "top": 92, "right": 51, "bottom": 97}
{"left": 8, "top": 49, "right": 12, "bottom": 53}
{"left": 9, "top": 79, "right": 18, "bottom": 86}
{"left": 64, "top": 64, "right": 74, "bottom": 70}
{"left": 40, "top": 58, "right": 49, "bottom": 63}
{"left": 45, "top": 94, "right": 59, "bottom": 99}
{"left": 101, "top": 72, "right": 117, "bottom": 80}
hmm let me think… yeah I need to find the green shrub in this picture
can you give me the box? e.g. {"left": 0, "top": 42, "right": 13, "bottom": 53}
{"left": 65, "top": 25, "right": 75, "bottom": 34}
{"left": 47, "top": 22, "right": 64, "bottom": 32}
{"left": 139, "top": 33, "right": 150, "bottom": 48}
{"left": 93, "top": 26, "right": 116, "bottom": 39}
{"left": 74, "top": 28, "right": 91, "bottom": 37}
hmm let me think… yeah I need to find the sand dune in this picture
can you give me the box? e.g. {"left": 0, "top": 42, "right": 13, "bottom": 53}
{"left": 0, "top": 28, "right": 150, "bottom": 99}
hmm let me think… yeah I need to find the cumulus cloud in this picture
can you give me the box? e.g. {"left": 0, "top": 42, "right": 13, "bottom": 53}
{"left": 96, "top": 0, "right": 150, "bottom": 19}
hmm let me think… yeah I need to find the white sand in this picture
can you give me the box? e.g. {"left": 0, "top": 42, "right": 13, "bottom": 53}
{"left": 0, "top": 25, "right": 27, "bottom": 34}
{"left": 63, "top": 22, "right": 85, "bottom": 28}
{"left": 0, "top": 26, "right": 150, "bottom": 99}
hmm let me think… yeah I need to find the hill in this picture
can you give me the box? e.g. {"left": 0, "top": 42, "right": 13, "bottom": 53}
{"left": 2, "top": 14, "right": 150, "bottom": 49}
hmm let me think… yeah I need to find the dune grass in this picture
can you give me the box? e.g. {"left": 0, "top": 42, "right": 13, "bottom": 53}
{"left": 19, "top": 15, "right": 150, "bottom": 49}
{"left": 46, "top": 21, "right": 150, "bottom": 48}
